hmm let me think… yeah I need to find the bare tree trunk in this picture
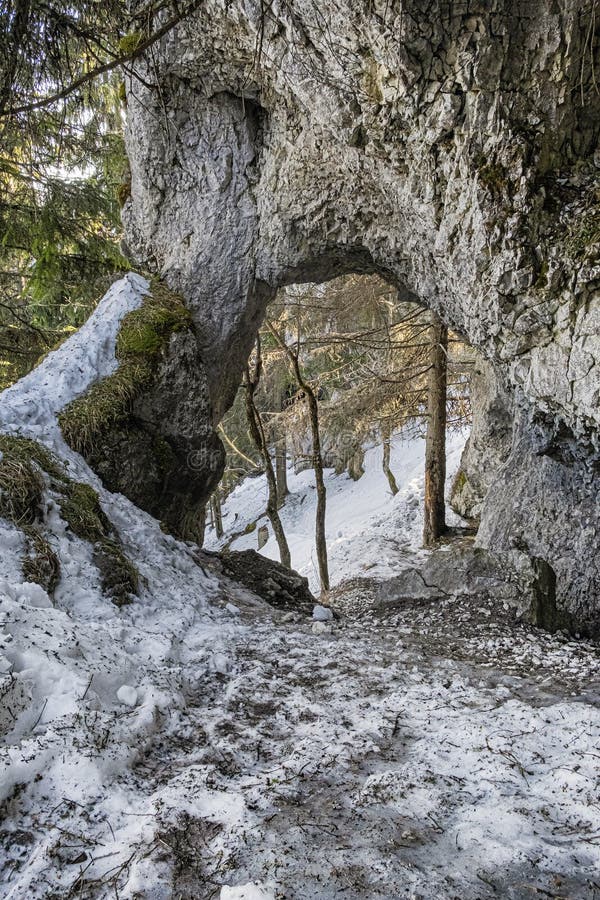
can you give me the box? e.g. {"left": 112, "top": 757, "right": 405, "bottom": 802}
{"left": 267, "top": 320, "right": 330, "bottom": 593}
{"left": 275, "top": 436, "right": 289, "bottom": 508}
{"left": 382, "top": 424, "right": 398, "bottom": 495}
{"left": 304, "top": 384, "right": 330, "bottom": 593}
{"left": 197, "top": 503, "right": 207, "bottom": 548}
{"left": 243, "top": 342, "right": 292, "bottom": 569}
{"left": 423, "top": 310, "right": 448, "bottom": 547}
{"left": 211, "top": 491, "right": 223, "bottom": 539}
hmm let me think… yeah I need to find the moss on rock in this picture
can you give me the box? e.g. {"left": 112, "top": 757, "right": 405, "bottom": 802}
{"left": 475, "top": 157, "right": 510, "bottom": 199}
{"left": 0, "top": 434, "right": 138, "bottom": 606}
{"left": 93, "top": 539, "right": 139, "bottom": 607}
{"left": 58, "top": 481, "right": 113, "bottom": 543}
{"left": 565, "top": 201, "right": 600, "bottom": 260}
{"left": 22, "top": 526, "right": 60, "bottom": 594}
{"left": 57, "top": 481, "right": 139, "bottom": 606}
{"left": 0, "top": 434, "right": 64, "bottom": 526}
{"left": 59, "top": 279, "right": 193, "bottom": 455}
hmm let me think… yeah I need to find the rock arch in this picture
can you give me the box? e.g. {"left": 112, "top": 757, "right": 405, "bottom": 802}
{"left": 121, "top": 0, "right": 600, "bottom": 632}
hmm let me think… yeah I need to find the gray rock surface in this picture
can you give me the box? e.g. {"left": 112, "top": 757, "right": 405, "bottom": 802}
{"left": 451, "top": 357, "right": 513, "bottom": 520}
{"left": 122, "top": 0, "right": 600, "bottom": 632}
{"left": 78, "top": 328, "right": 224, "bottom": 542}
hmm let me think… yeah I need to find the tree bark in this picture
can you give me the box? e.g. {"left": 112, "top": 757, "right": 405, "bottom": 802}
{"left": 266, "top": 320, "right": 330, "bottom": 593}
{"left": 211, "top": 491, "right": 223, "bottom": 539}
{"left": 382, "top": 424, "right": 399, "bottom": 495}
{"left": 243, "top": 343, "right": 292, "bottom": 569}
{"left": 423, "top": 310, "right": 448, "bottom": 547}
{"left": 275, "top": 436, "right": 289, "bottom": 507}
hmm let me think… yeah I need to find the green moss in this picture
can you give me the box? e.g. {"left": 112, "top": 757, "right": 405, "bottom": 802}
{"left": 0, "top": 456, "right": 44, "bottom": 526}
{"left": 116, "top": 290, "right": 191, "bottom": 356}
{"left": 0, "top": 435, "right": 66, "bottom": 526}
{"left": 0, "top": 435, "right": 138, "bottom": 605}
{"left": 57, "top": 481, "right": 139, "bottom": 605}
{"left": 58, "top": 481, "right": 112, "bottom": 542}
{"left": 565, "top": 202, "right": 600, "bottom": 260}
{"left": 22, "top": 526, "right": 60, "bottom": 594}
{"left": 59, "top": 360, "right": 152, "bottom": 453}
{"left": 93, "top": 538, "right": 139, "bottom": 607}
{"left": 534, "top": 259, "right": 549, "bottom": 289}
{"left": 0, "top": 434, "right": 66, "bottom": 482}
{"left": 58, "top": 279, "right": 192, "bottom": 455}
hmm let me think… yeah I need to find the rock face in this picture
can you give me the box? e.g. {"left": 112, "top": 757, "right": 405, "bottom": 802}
{"left": 450, "top": 357, "right": 513, "bottom": 521}
{"left": 123, "top": 1, "right": 600, "bottom": 633}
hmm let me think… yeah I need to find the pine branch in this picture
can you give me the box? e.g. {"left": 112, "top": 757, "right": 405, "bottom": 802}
{"left": 1, "top": 0, "right": 205, "bottom": 117}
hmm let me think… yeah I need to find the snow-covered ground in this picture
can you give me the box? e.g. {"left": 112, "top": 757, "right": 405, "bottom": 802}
{"left": 0, "top": 276, "right": 599, "bottom": 899}
{"left": 205, "top": 432, "right": 468, "bottom": 592}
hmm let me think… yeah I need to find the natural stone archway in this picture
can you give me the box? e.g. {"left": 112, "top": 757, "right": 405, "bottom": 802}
{"left": 121, "top": 0, "right": 600, "bottom": 633}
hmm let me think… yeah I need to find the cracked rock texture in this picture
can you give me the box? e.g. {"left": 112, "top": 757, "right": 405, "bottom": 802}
{"left": 450, "top": 356, "right": 513, "bottom": 521}
{"left": 123, "top": 0, "right": 600, "bottom": 633}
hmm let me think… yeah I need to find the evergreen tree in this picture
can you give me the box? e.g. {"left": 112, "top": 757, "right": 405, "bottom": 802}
{"left": 0, "top": 1, "right": 201, "bottom": 387}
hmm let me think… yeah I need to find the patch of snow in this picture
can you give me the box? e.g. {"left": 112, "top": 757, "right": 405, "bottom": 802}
{"left": 220, "top": 883, "right": 275, "bottom": 900}
{"left": 0, "top": 273, "right": 148, "bottom": 447}
{"left": 117, "top": 685, "right": 139, "bottom": 707}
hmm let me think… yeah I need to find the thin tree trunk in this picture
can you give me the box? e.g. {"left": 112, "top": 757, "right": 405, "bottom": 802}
{"left": 275, "top": 436, "right": 289, "bottom": 507}
{"left": 382, "top": 424, "right": 398, "bottom": 495}
{"left": 423, "top": 310, "right": 448, "bottom": 547}
{"left": 211, "top": 491, "right": 223, "bottom": 539}
{"left": 266, "top": 320, "right": 330, "bottom": 593}
{"left": 304, "top": 384, "right": 330, "bottom": 592}
{"left": 243, "top": 344, "right": 291, "bottom": 569}
{"left": 197, "top": 503, "right": 207, "bottom": 548}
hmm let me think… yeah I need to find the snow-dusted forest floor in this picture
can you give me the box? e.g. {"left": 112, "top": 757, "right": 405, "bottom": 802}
{"left": 1, "top": 277, "right": 599, "bottom": 899}
{"left": 3, "top": 581, "right": 600, "bottom": 900}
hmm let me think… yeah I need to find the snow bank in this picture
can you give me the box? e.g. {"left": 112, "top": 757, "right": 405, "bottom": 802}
{"left": 0, "top": 273, "right": 148, "bottom": 451}
{"left": 0, "top": 275, "right": 243, "bottom": 896}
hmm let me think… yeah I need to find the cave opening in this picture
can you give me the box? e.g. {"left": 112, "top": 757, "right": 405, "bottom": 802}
{"left": 204, "top": 272, "right": 478, "bottom": 593}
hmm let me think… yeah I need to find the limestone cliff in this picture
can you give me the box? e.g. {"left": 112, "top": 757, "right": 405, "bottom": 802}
{"left": 121, "top": 0, "right": 600, "bottom": 632}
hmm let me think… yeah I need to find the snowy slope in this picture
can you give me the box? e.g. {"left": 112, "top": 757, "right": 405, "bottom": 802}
{"left": 205, "top": 431, "right": 468, "bottom": 591}
{"left": 0, "top": 276, "right": 599, "bottom": 899}
{"left": 0, "top": 276, "right": 246, "bottom": 896}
